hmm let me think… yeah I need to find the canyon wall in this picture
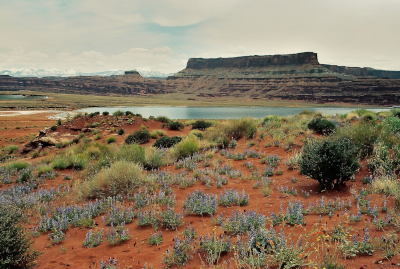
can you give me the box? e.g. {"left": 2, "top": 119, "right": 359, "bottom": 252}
{"left": 1, "top": 52, "right": 400, "bottom": 106}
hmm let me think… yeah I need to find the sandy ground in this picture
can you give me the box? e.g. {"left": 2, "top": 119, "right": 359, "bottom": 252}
{"left": 1, "top": 113, "right": 400, "bottom": 269}
{"left": 0, "top": 110, "right": 62, "bottom": 116}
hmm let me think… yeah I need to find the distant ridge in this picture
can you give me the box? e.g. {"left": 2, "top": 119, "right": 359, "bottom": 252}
{"left": 1, "top": 52, "right": 400, "bottom": 106}
{"left": 0, "top": 68, "right": 173, "bottom": 78}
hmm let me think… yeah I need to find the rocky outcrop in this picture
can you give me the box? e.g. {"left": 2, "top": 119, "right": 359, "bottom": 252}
{"left": 186, "top": 52, "right": 319, "bottom": 69}
{"left": 2, "top": 52, "right": 400, "bottom": 106}
{"left": 0, "top": 72, "right": 177, "bottom": 95}
{"left": 322, "top": 64, "right": 400, "bottom": 79}
{"left": 168, "top": 52, "right": 400, "bottom": 106}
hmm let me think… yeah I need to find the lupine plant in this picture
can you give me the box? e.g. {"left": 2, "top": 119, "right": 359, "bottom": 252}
{"left": 215, "top": 176, "right": 228, "bottom": 188}
{"left": 100, "top": 257, "right": 118, "bottom": 269}
{"left": 137, "top": 210, "right": 160, "bottom": 230}
{"left": 149, "top": 231, "right": 163, "bottom": 246}
{"left": 49, "top": 229, "right": 65, "bottom": 244}
{"left": 83, "top": 229, "right": 104, "bottom": 248}
{"left": 278, "top": 186, "right": 297, "bottom": 196}
{"left": 218, "top": 188, "right": 249, "bottom": 207}
{"left": 102, "top": 205, "right": 135, "bottom": 226}
{"left": 184, "top": 190, "right": 217, "bottom": 216}
{"left": 163, "top": 236, "right": 194, "bottom": 268}
{"left": 105, "top": 223, "right": 130, "bottom": 245}
{"left": 182, "top": 223, "right": 197, "bottom": 240}
{"left": 199, "top": 233, "right": 231, "bottom": 265}
{"left": 161, "top": 206, "right": 184, "bottom": 230}
{"left": 214, "top": 210, "right": 267, "bottom": 235}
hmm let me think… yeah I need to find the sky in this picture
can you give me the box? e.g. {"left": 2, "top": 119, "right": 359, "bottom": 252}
{"left": 0, "top": 0, "right": 399, "bottom": 74}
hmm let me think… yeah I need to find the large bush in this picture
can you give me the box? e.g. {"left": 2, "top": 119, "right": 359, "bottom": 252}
{"left": 307, "top": 118, "right": 336, "bottom": 134}
{"left": 0, "top": 205, "right": 40, "bottom": 268}
{"left": 155, "top": 116, "right": 171, "bottom": 123}
{"left": 153, "top": 136, "right": 182, "bottom": 148}
{"left": 299, "top": 137, "right": 359, "bottom": 190}
{"left": 125, "top": 129, "right": 151, "bottom": 144}
{"left": 191, "top": 120, "right": 212, "bottom": 130}
{"left": 77, "top": 161, "right": 146, "bottom": 199}
{"left": 167, "top": 121, "right": 184, "bottom": 130}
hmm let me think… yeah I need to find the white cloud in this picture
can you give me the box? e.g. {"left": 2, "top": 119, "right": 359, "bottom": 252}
{"left": 0, "top": 46, "right": 187, "bottom": 73}
{"left": 1, "top": 0, "right": 400, "bottom": 72}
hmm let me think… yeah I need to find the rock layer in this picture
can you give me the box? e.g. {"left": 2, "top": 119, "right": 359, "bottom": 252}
{"left": 1, "top": 52, "right": 400, "bottom": 106}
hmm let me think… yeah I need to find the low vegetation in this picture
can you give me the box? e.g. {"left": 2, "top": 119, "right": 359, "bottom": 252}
{"left": 3, "top": 109, "right": 400, "bottom": 268}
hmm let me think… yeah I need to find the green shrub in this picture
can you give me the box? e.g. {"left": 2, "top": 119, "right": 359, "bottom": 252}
{"left": 144, "top": 147, "right": 164, "bottom": 170}
{"left": 125, "top": 129, "right": 151, "bottom": 144}
{"left": 262, "top": 115, "right": 283, "bottom": 128}
{"left": 125, "top": 111, "right": 133, "bottom": 116}
{"left": 307, "top": 118, "right": 336, "bottom": 134}
{"left": 102, "top": 111, "right": 109, "bottom": 116}
{"left": 360, "top": 114, "right": 377, "bottom": 124}
{"left": 77, "top": 161, "right": 146, "bottom": 199}
{"left": 167, "top": 121, "right": 184, "bottom": 130}
{"left": 94, "top": 134, "right": 101, "bottom": 140}
{"left": 391, "top": 108, "right": 400, "bottom": 118}
{"left": 51, "top": 157, "right": 69, "bottom": 170}
{"left": 155, "top": 116, "right": 170, "bottom": 123}
{"left": 115, "top": 144, "right": 145, "bottom": 164}
{"left": 89, "top": 112, "right": 100, "bottom": 117}
{"left": 4, "top": 145, "right": 19, "bottom": 154}
{"left": 206, "top": 118, "right": 256, "bottom": 142}
{"left": 50, "top": 125, "right": 57, "bottom": 131}
{"left": 170, "top": 134, "right": 200, "bottom": 159}
{"left": 69, "top": 154, "right": 88, "bottom": 170}
{"left": 354, "top": 109, "right": 372, "bottom": 116}
{"left": 383, "top": 117, "right": 400, "bottom": 134}
{"left": 299, "top": 137, "right": 359, "bottom": 190}
{"left": 153, "top": 136, "right": 182, "bottom": 148}
{"left": 117, "top": 129, "right": 125, "bottom": 135}
{"left": 192, "top": 120, "right": 212, "bottom": 130}
{"left": 112, "top": 110, "right": 124, "bottom": 117}
{"left": 226, "top": 118, "right": 256, "bottom": 139}
{"left": 106, "top": 137, "right": 116, "bottom": 144}
{"left": 334, "top": 123, "right": 394, "bottom": 158}
{"left": 8, "top": 161, "right": 29, "bottom": 171}
{"left": 91, "top": 122, "right": 100, "bottom": 128}
{"left": 0, "top": 205, "right": 40, "bottom": 268}
{"left": 36, "top": 164, "right": 53, "bottom": 176}
{"left": 191, "top": 131, "right": 203, "bottom": 140}
{"left": 16, "top": 170, "right": 33, "bottom": 184}
{"left": 82, "top": 137, "right": 91, "bottom": 143}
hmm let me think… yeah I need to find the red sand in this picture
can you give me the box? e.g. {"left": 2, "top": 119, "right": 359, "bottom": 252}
{"left": 2, "top": 113, "right": 399, "bottom": 269}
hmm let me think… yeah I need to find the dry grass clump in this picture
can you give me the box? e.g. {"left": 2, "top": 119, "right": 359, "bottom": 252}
{"left": 76, "top": 160, "right": 147, "bottom": 199}
{"left": 371, "top": 174, "right": 400, "bottom": 200}
{"left": 205, "top": 118, "right": 256, "bottom": 142}
{"left": 169, "top": 134, "right": 200, "bottom": 159}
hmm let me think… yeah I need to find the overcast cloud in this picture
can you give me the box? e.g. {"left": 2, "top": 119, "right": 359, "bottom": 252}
{"left": 0, "top": 0, "right": 399, "bottom": 73}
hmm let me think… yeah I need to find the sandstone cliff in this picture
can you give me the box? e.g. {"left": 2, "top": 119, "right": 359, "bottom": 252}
{"left": 1, "top": 52, "right": 400, "bottom": 106}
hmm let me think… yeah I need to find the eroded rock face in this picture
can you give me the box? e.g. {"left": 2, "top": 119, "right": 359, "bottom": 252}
{"left": 186, "top": 52, "right": 319, "bottom": 69}
{"left": 2, "top": 52, "right": 400, "bottom": 106}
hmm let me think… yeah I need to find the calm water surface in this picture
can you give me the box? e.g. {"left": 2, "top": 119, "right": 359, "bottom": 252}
{"left": 76, "top": 106, "right": 389, "bottom": 119}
